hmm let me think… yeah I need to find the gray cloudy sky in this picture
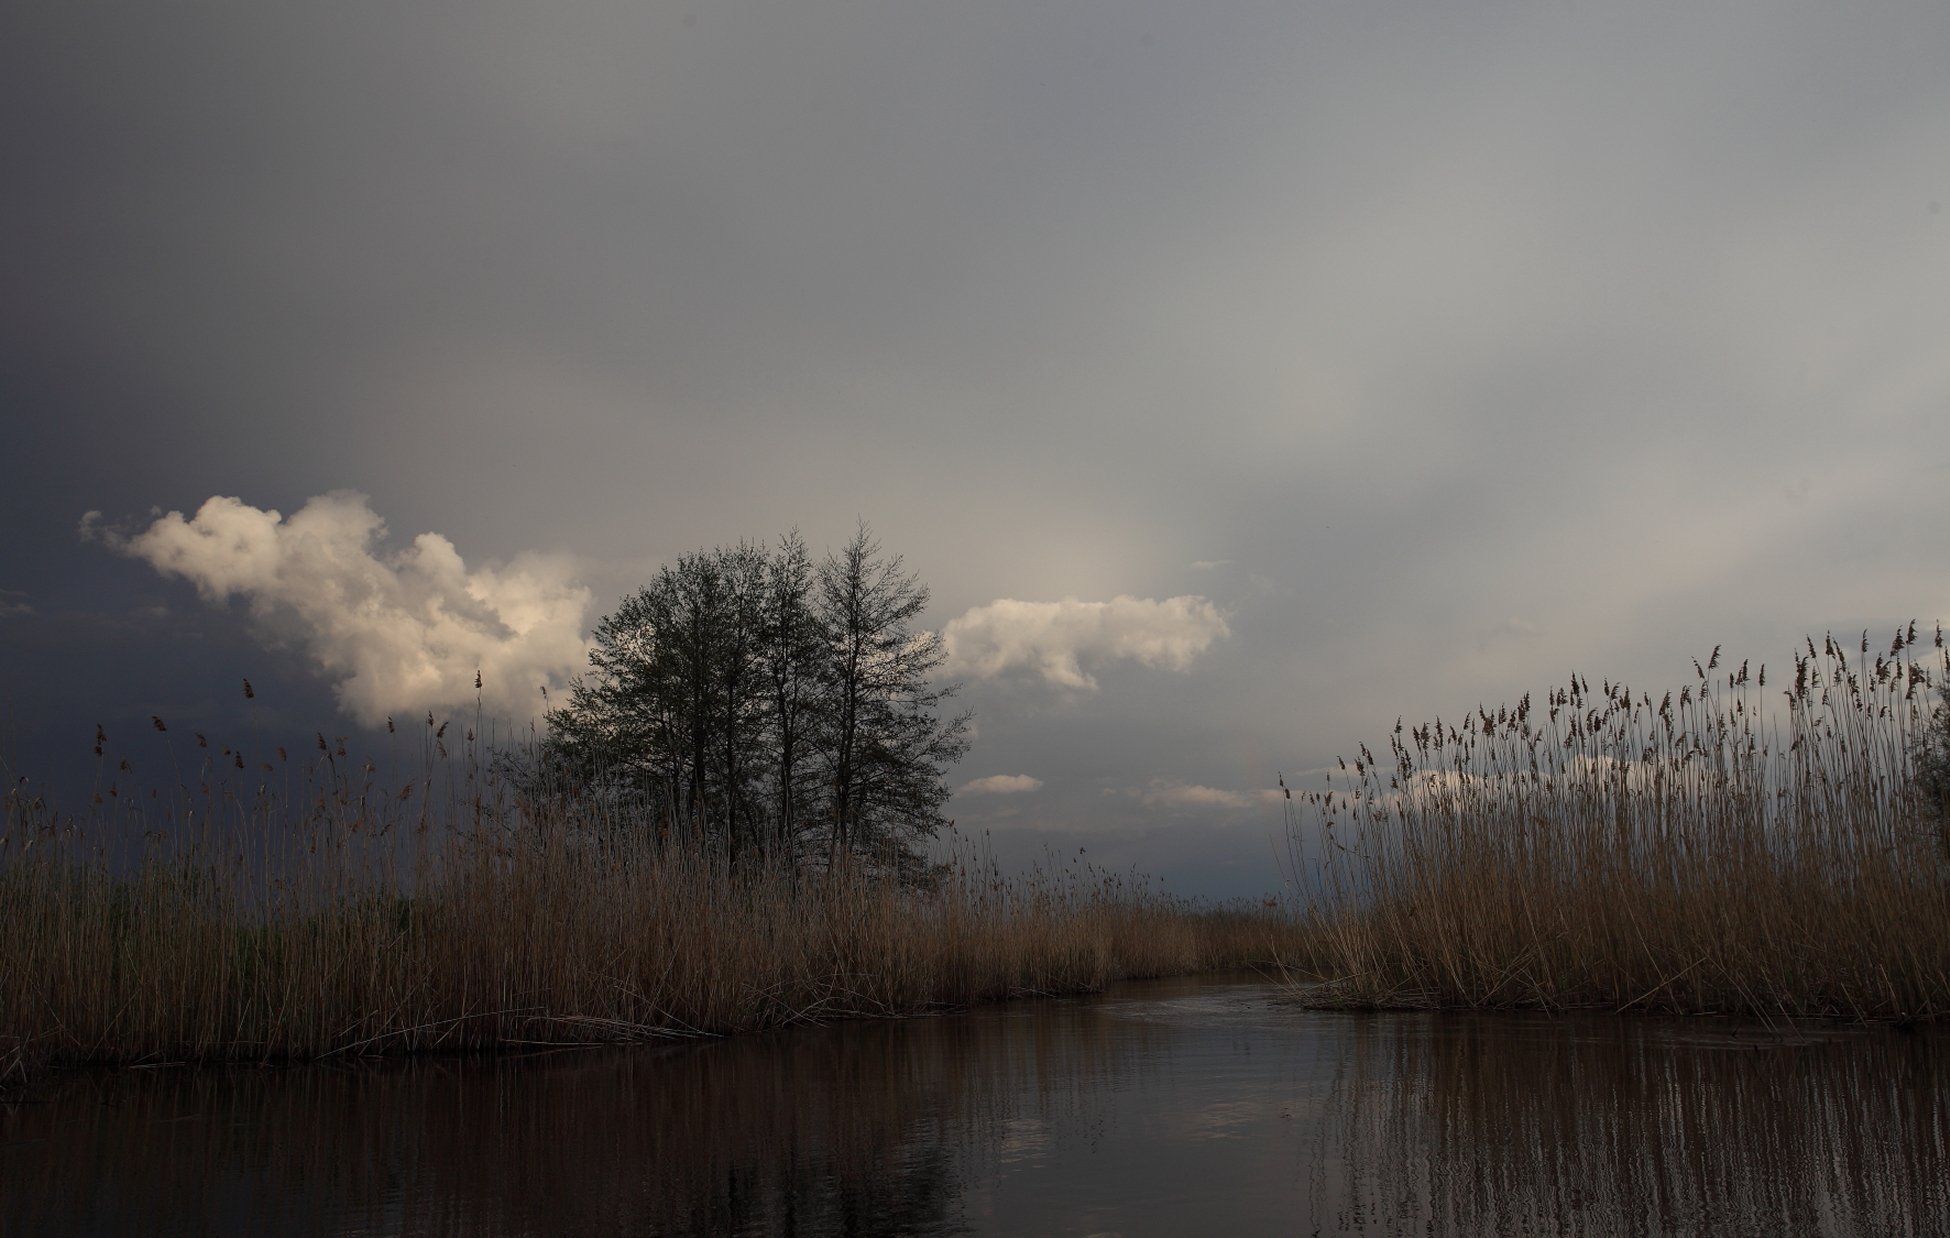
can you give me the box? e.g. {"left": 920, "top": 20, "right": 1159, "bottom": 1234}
{"left": 5, "top": 2, "right": 1947, "bottom": 897}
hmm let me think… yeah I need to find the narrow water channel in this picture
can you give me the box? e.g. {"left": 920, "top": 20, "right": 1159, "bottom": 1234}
{"left": 4, "top": 973, "right": 1945, "bottom": 1236}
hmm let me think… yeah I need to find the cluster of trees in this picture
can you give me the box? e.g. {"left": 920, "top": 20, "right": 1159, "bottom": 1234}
{"left": 538, "top": 526, "right": 969, "bottom": 876}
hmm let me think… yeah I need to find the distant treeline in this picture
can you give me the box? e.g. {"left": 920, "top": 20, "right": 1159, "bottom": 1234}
{"left": 529, "top": 525, "right": 969, "bottom": 876}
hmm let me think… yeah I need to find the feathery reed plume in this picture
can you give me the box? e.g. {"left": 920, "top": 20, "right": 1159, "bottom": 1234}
{"left": 1, "top": 723, "right": 1302, "bottom": 1082}
{"left": 1289, "top": 627, "right": 1950, "bottom": 1021}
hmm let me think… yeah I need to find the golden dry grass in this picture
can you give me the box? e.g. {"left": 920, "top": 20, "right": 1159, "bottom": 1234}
{"left": 1284, "top": 626, "right": 1950, "bottom": 1021}
{"left": 0, "top": 727, "right": 1301, "bottom": 1083}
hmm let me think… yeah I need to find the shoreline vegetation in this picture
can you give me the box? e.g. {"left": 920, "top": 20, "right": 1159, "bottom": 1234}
{"left": 0, "top": 726, "right": 1299, "bottom": 1087}
{"left": 1285, "top": 625, "right": 1950, "bottom": 1024}
{"left": 6, "top": 624, "right": 1947, "bottom": 1088}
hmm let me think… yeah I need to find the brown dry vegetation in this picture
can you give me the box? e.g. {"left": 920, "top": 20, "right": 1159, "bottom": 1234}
{"left": 1287, "top": 624, "right": 1950, "bottom": 1022}
{"left": 0, "top": 726, "right": 1300, "bottom": 1084}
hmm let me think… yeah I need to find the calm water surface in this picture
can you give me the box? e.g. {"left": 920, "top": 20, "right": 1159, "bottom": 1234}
{"left": 4, "top": 973, "right": 1945, "bottom": 1236}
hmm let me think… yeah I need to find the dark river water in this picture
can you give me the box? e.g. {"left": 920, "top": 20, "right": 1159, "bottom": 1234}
{"left": 4, "top": 973, "right": 1946, "bottom": 1236}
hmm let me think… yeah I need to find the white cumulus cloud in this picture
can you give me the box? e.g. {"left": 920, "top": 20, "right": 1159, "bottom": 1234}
{"left": 1474, "top": 615, "right": 1544, "bottom": 652}
{"left": 96, "top": 492, "right": 594, "bottom": 726}
{"left": 939, "top": 595, "right": 1229, "bottom": 690}
{"left": 1135, "top": 780, "right": 1255, "bottom": 810}
{"left": 958, "top": 773, "right": 1044, "bottom": 796}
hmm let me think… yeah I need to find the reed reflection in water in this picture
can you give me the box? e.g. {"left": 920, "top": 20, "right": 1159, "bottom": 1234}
{"left": 1306, "top": 1011, "right": 1948, "bottom": 1236}
{"left": 4, "top": 975, "right": 1944, "bottom": 1236}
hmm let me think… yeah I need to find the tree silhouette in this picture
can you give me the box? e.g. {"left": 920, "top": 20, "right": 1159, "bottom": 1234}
{"left": 544, "top": 526, "right": 967, "bottom": 875}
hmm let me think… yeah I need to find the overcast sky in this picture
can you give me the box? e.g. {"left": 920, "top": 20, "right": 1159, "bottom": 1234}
{"left": 5, "top": 2, "right": 1947, "bottom": 897}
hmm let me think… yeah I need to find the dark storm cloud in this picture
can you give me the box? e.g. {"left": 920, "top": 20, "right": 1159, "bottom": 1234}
{"left": 7, "top": 1, "right": 1949, "bottom": 895}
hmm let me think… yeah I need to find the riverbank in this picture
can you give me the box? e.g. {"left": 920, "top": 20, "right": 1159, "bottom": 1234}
{"left": 1286, "top": 630, "right": 1950, "bottom": 1023}
{"left": 1, "top": 787, "right": 1303, "bottom": 1084}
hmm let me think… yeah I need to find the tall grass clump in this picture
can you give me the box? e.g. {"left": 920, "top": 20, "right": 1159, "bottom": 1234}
{"left": 0, "top": 716, "right": 1297, "bottom": 1084}
{"left": 1289, "top": 624, "right": 1950, "bottom": 1021}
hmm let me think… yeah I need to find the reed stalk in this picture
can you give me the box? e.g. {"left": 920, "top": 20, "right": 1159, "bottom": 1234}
{"left": 1286, "top": 625, "right": 1950, "bottom": 1021}
{"left": 0, "top": 718, "right": 1300, "bottom": 1082}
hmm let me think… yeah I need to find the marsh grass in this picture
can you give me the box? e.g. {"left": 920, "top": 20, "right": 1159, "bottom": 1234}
{"left": 1288, "top": 625, "right": 1950, "bottom": 1021}
{"left": 0, "top": 715, "right": 1298, "bottom": 1083}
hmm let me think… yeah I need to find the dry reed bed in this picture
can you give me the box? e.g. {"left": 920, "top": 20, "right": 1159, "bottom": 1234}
{"left": 1288, "top": 625, "right": 1950, "bottom": 1021}
{"left": 0, "top": 751, "right": 1297, "bottom": 1081}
